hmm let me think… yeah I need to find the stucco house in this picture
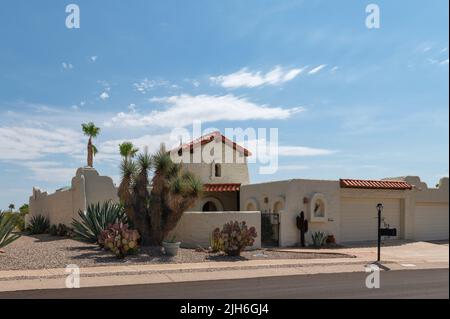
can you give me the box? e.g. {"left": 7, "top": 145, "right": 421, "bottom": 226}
{"left": 28, "top": 132, "right": 449, "bottom": 248}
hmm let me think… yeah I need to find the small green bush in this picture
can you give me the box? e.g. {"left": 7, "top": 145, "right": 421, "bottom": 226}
{"left": 28, "top": 215, "right": 50, "bottom": 234}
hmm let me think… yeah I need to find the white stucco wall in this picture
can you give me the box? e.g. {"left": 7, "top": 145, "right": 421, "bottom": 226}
{"left": 28, "top": 167, "right": 119, "bottom": 226}
{"left": 241, "top": 176, "right": 449, "bottom": 247}
{"left": 169, "top": 211, "right": 261, "bottom": 250}
{"left": 241, "top": 179, "right": 341, "bottom": 246}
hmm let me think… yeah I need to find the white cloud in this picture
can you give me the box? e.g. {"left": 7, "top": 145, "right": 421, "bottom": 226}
{"left": 90, "top": 56, "right": 98, "bottom": 62}
{"left": 330, "top": 66, "right": 339, "bottom": 73}
{"left": 0, "top": 127, "right": 84, "bottom": 161}
{"left": 105, "top": 94, "right": 304, "bottom": 128}
{"left": 99, "top": 92, "right": 110, "bottom": 100}
{"left": 21, "top": 161, "right": 76, "bottom": 183}
{"left": 440, "top": 59, "right": 449, "bottom": 65}
{"left": 210, "top": 66, "right": 305, "bottom": 89}
{"left": 133, "top": 78, "right": 169, "bottom": 94}
{"left": 308, "top": 64, "right": 327, "bottom": 75}
{"left": 278, "top": 146, "right": 337, "bottom": 156}
{"left": 62, "top": 62, "right": 74, "bottom": 70}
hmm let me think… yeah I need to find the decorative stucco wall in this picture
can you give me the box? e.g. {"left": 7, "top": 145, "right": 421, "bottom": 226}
{"left": 169, "top": 211, "right": 261, "bottom": 250}
{"left": 241, "top": 176, "right": 449, "bottom": 246}
{"left": 28, "top": 167, "right": 119, "bottom": 226}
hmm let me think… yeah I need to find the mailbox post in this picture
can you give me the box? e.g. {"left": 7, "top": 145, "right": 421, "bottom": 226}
{"left": 376, "top": 203, "right": 383, "bottom": 262}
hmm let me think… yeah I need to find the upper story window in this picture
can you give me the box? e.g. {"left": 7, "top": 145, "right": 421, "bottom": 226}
{"left": 214, "top": 163, "right": 222, "bottom": 177}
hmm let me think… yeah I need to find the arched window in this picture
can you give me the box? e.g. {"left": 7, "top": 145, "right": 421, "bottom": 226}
{"left": 202, "top": 201, "right": 218, "bottom": 212}
{"left": 246, "top": 203, "right": 256, "bottom": 211}
{"left": 214, "top": 163, "right": 222, "bottom": 177}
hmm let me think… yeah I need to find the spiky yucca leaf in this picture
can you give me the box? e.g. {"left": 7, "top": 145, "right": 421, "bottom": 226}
{"left": 71, "top": 201, "right": 127, "bottom": 243}
{"left": 28, "top": 215, "right": 50, "bottom": 234}
{"left": 0, "top": 211, "right": 21, "bottom": 249}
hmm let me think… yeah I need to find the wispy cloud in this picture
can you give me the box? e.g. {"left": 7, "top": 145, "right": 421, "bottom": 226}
{"left": 210, "top": 66, "right": 305, "bottom": 89}
{"left": 133, "top": 78, "right": 170, "bottom": 94}
{"left": 21, "top": 161, "right": 76, "bottom": 183}
{"left": 105, "top": 94, "right": 304, "bottom": 128}
{"left": 308, "top": 64, "right": 327, "bottom": 75}
{"left": 0, "top": 126, "right": 83, "bottom": 161}
{"left": 90, "top": 56, "right": 98, "bottom": 62}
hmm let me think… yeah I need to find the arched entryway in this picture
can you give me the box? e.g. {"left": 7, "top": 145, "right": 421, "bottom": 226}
{"left": 201, "top": 197, "right": 224, "bottom": 212}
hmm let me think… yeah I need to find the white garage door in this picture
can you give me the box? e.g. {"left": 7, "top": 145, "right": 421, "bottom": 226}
{"left": 415, "top": 204, "right": 449, "bottom": 241}
{"left": 340, "top": 198, "right": 401, "bottom": 242}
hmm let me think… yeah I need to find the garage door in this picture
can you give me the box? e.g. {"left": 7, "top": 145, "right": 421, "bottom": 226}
{"left": 415, "top": 204, "right": 449, "bottom": 241}
{"left": 340, "top": 198, "right": 401, "bottom": 242}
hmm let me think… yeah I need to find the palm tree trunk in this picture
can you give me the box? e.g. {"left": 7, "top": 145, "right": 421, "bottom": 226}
{"left": 87, "top": 137, "right": 93, "bottom": 167}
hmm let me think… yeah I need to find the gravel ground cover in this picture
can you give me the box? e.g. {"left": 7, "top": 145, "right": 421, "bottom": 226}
{"left": 0, "top": 234, "right": 352, "bottom": 270}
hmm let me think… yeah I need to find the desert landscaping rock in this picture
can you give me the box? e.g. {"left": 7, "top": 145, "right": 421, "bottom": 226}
{"left": 0, "top": 234, "right": 350, "bottom": 271}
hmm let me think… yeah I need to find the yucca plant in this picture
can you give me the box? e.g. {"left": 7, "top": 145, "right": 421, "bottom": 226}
{"left": 71, "top": 201, "right": 127, "bottom": 244}
{"left": 28, "top": 215, "right": 50, "bottom": 234}
{"left": 0, "top": 211, "right": 21, "bottom": 250}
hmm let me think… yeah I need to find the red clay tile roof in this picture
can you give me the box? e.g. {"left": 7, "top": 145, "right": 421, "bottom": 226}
{"left": 340, "top": 179, "right": 412, "bottom": 190}
{"left": 176, "top": 131, "right": 252, "bottom": 157}
{"left": 204, "top": 183, "right": 241, "bottom": 192}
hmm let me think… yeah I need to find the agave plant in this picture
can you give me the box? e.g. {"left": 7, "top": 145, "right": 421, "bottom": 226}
{"left": 311, "top": 231, "right": 327, "bottom": 248}
{"left": 71, "top": 201, "right": 127, "bottom": 244}
{"left": 28, "top": 215, "right": 50, "bottom": 234}
{"left": 0, "top": 211, "right": 21, "bottom": 250}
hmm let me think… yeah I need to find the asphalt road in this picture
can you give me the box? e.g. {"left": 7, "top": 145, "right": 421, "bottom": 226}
{"left": 1, "top": 269, "right": 448, "bottom": 299}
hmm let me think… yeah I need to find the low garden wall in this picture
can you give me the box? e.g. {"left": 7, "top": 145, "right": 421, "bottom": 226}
{"left": 170, "top": 211, "right": 261, "bottom": 250}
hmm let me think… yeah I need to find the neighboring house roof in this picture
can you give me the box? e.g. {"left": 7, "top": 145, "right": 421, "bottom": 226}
{"left": 176, "top": 131, "right": 252, "bottom": 157}
{"left": 204, "top": 183, "right": 241, "bottom": 192}
{"left": 340, "top": 179, "right": 413, "bottom": 190}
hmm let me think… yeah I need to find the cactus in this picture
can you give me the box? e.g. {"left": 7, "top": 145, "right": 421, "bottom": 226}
{"left": 296, "top": 211, "right": 308, "bottom": 247}
{"left": 98, "top": 223, "right": 140, "bottom": 259}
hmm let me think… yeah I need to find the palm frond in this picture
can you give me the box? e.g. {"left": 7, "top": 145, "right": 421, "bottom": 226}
{"left": 81, "top": 122, "right": 101, "bottom": 138}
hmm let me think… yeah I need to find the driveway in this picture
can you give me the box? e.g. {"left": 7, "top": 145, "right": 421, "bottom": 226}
{"left": 277, "top": 240, "right": 449, "bottom": 265}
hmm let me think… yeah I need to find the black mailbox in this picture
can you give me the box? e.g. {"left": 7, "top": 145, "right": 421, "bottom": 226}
{"left": 380, "top": 228, "right": 397, "bottom": 237}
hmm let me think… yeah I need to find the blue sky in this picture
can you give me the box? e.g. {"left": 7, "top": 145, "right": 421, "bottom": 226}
{"left": 0, "top": 0, "right": 448, "bottom": 209}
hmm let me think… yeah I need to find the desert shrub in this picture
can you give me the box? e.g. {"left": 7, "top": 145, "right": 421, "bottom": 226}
{"left": 209, "top": 228, "right": 223, "bottom": 253}
{"left": 71, "top": 201, "right": 127, "bottom": 243}
{"left": 311, "top": 231, "right": 327, "bottom": 248}
{"left": 213, "top": 221, "right": 257, "bottom": 256}
{"left": 0, "top": 211, "right": 21, "bottom": 249}
{"left": 49, "top": 224, "right": 58, "bottom": 236}
{"left": 98, "top": 223, "right": 140, "bottom": 259}
{"left": 28, "top": 215, "right": 50, "bottom": 234}
{"left": 49, "top": 224, "right": 71, "bottom": 237}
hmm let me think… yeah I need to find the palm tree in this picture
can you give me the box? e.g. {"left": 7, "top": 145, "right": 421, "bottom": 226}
{"left": 119, "top": 142, "right": 139, "bottom": 162}
{"left": 81, "top": 122, "right": 100, "bottom": 167}
{"left": 8, "top": 204, "right": 15, "bottom": 213}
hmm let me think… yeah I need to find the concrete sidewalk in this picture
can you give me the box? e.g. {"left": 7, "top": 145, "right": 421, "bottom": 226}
{"left": 0, "top": 241, "right": 447, "bottom": 293}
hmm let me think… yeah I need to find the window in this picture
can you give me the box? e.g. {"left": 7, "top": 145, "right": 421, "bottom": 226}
{"left": 202, "top": 201, "right": 218, "bottom": 212}
{"left": 214, "top": 163, "right": 222, "bottom": 177}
